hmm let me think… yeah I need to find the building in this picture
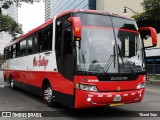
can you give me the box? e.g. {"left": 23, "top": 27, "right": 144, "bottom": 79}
{"left": 45, "top": 0, "right": 50, "bottom": 21}
{"left": 0, "top": 2, "right": 18, "bottom": 54}
{"left": 45, "top": 0, "right": 96, "bottom": 21}
{"left": 96, "top": 0, "right": 143, "bottom": 17}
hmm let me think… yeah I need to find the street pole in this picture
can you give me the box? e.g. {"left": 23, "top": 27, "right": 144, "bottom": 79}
{"left": 124, "top": 6, "right": 138, "bottom": 15}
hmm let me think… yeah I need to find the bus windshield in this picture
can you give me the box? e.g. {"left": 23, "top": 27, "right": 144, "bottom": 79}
{"left": 76, "top": 13, "right": 144, "bottom": 74}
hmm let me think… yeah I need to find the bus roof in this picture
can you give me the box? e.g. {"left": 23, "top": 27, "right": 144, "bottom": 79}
{"left": 5, "top": 9, "right": 133, "bottom": 48}
{"left": 56, "top": 9, "right": 132, "bottom": 20}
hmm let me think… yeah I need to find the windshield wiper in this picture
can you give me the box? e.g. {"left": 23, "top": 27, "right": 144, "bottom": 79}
{"left": 118, "top": 45, "right": 135, "bottom": 74}
{"left": 104, "top": 43, "right": 116, "bottom": 73}
{"left": 103, "top": 55, "right": 114, "bottom": 72}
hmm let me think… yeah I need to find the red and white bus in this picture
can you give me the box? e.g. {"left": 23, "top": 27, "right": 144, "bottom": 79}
{"left": 3, "top": 10, "right": 157, "bottom": 108}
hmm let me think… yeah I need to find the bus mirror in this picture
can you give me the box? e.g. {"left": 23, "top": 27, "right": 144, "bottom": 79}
{"left": 138, "top": 27, "right": 157, "bottom": 48}
{"left": 68, "top": 17, "right": 81, "bottom": 41}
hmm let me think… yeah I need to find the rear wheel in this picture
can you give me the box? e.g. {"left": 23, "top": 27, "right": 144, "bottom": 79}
{"left": 43, "top": 83, "right": 57, "bottom": 107}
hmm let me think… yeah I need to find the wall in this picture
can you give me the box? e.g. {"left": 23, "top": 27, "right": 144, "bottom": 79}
{"left": 96, "top": 0, "right": 143, "bottom": 17}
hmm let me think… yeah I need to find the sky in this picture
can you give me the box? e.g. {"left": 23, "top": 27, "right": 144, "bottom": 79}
{"left": 18, "top": 1, "right": 45, "bottom": 34}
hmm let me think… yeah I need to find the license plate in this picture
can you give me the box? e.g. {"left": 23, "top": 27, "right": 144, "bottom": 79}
{"left": 113, "top": 95, "right": 121, "bottom": 102}
{"left": 109, "top": 103, "right": 124, "bottom": 107}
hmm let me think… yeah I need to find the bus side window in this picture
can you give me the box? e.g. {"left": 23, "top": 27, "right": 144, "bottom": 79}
{"left": 20, "top": 40, "right": 27, "bottom": 56}
{"left": 9, "top": 47, "right": 12, "bottom": 59}
{"left": 49, "top": 26, "right": 53, "bottom": 50}
{"left": 4, "top": 48, "right": 8, "bottom": 60}
{"left": 38, "top": 31, "right": 43, "bottom": 52}
{"left": 41, "top": 25, "right": 53, "bottom": 52}
{"left": 5, "top": 48, "right": 9, "bottom": 59}
{"left": 12, "top": 44, "right": 16, "bottom": 58}
{"left": 27, "top": 38, "right": 33, "bottom": 54}
{"left": 16, "top": 43, "right": 20, "bottom": 57}
{"left": 55, "top": 19, "right": 63, "bottom": 72}
{"left": 42, "top": 28, "right": 50, "bottom": 51}
{"left": 33, "top": 35, "right": 39, "bottom": 53}
{"left": 63, "top": 27, "right": 72, "bottom": 55}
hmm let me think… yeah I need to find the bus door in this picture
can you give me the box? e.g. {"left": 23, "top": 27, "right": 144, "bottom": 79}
{"left": 55, "top": 14, "right": 75, "bottom": 100}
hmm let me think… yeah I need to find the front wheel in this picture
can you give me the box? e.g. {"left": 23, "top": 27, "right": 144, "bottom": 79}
{"left": 43, "top": 83, "right": 57, "bottom": 107}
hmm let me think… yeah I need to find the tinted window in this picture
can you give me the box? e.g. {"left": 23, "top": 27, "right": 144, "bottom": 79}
{"left": 12, "top": 44, "right": 16, "bottom": 58}
{"left": 4, "top": 48, "right": 8, "bottom": 60}
{"left": 55, "top": 19, "right": 62, "bottom": 61}
{"left": 112, "top": 17, "right": 138, "bottom": 30}
{"left": 42, "top": 27, "right": 52, "bottom": 51}
{"left": 16, "top": 43, "right": 20, "bottom": 57}
{"left": 9, "top": 47, "right": 12, "bottom": 59}
{"left": 38, "top": 31, "right": 43, "bottom": 52}
{"left": 38, "top": 25, "right": 53, "bottom": 52}
{"left": 63, "top": 15, "right": 71, "bottom": 28}
{"left": 79, "top": 13, "right": 112, "bottom": 27}
{"left": 33, "top": 35, "right": 39, "bottom": 53}
{"left": 63, "top": 27, "right": 72, "bottom": 54}
{"left": 28, "top": 38, "right": 33, "bottom": 54}
{"left": 20, "top": 40, "right": 26, "bottom": 56}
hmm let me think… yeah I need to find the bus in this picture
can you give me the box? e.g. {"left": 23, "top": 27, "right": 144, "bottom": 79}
{"left": 3, "top": 9, "right": 157, "bottom": 108}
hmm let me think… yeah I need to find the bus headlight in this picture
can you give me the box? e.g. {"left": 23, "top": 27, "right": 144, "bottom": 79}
{"left": 136, "top": 83, "right": 145, "bottom": 89}
{"left": 79, "top": 84, "right": 98, "bottom": 92}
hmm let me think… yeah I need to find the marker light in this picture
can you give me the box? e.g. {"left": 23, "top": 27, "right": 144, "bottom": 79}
{"left": 136, "top": 83, "right": 145, "bottom": 89}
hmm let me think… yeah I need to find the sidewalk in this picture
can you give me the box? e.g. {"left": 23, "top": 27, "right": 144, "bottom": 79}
{"left": 146, "top": 79, "right": 160, "bottom": 85}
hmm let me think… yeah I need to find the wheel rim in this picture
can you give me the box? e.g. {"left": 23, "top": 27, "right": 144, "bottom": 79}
{"left": 44, "top": 86, "right": 52, "bottom": 103}
{"left": 10, "top": 79, "right": 14, "bottom": 88}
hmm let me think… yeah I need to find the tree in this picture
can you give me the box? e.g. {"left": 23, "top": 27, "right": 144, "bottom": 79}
{"left": 133, "top": 0, "right": 160, "bottom": 33}
{"left": 1, "top": 0, "right": 42, "bottom": 8}
{"left": 0, "top": 0, "right": 42, "bottom": 40}
{"left": 0, "top": 14, "right": 23, "bottom": 39}
{"left": 13, "top": 0, "right": 42, "bottom": 7}
{"left": 141, "top": 0, "right": 160, "bottom": 11}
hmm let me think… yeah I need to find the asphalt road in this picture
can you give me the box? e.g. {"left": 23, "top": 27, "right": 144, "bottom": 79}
{"left": 0, "top": 71, "right": 160, "bottom": 120}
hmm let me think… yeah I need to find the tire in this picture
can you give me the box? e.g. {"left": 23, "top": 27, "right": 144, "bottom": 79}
{"left": 10, "top": 77, "right": 16, "bottom": 90}
{"left": 43, "top": 83, "right": 57, "bottom": 107}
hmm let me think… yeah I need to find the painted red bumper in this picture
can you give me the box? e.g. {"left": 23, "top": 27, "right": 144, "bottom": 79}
{"left": 75, "top": 88, "right": 145, "bottom": 108}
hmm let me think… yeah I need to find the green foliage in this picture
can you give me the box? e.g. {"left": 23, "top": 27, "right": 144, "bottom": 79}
{"left": 0, "top": 0, "right": 42, "bottom": 40}
{"left": 0, "top": 0, "right": 41, "bottom": 7}
{"left": 0, "top": 14, "right": 23, "bottom": 40}
{"left": 141, "top": 0, "right": 160, "bottom": 11}
{"left": 14, "top": 0, "right": 41, "bottom": 7}
{"left": 147, "top": 75, "right": 160, "bottom": 80}
{"left": 137, "top": 0, "right": 160, "bottom": 18}
{"left": 133, "top": 0, "right": 160, "bottom": 33}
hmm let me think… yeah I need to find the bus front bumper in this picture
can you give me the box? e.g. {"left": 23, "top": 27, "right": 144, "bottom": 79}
{"left": 75, "top": 88, "right": 145, "bottom": 108}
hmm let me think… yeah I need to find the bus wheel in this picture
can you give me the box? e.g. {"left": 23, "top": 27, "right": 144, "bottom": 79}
{"left": 43, "top": 83, "right": 57, "bottom": 107}
{"left": 10, "top": 77, "right": 16, "bottom": 90}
